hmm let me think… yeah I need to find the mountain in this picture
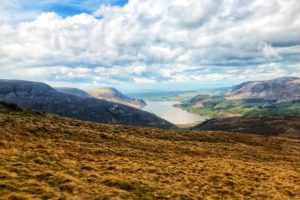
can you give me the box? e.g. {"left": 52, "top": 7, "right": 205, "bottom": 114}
{"left": 0, "top": 103, "right": 299, "bottom": 199}
{"left": 193, "top": 116, "right": 300, "bottom": 136}
{"left": 0, "top": 80, "right": 174, "bottom": 129}
{"left": 226, "top": 77, "right": 300, "bottom": 103}
{"left": 89, "top": 87, "right": 146, "bottom": 108}
{"left": 55, "top": 87, "right": 93, "bottom": 99}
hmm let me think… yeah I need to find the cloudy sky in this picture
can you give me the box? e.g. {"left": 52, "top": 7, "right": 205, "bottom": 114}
{"left": 0, "top": 0, "right": 299, "bottom": 92}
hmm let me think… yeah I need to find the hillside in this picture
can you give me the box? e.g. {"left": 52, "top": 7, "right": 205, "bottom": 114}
{"left": 246, "top": 100, "right": 300, "bottom": 116}
{"left": 55, "top": 87, "right": 93, "bottom": 99}
{"left": 179, "top": 97, "right": 263, "bottom": 117}
{"left": 194, "top": 116, "right": 300, "bottom": 136}
{"left": 0, "top": 104, "right": 299, "bottom": 199}
{"left": 89, "top": 87, "right": 146, "bottom": 108}
{"left": 226, "top": 77, "right": 300, "bottom": 103}
{"left": 0, "top": 80, "right": 174, "bottom": 129}
{"left": 185, "top": 95, "right": 210, "bottom": 107}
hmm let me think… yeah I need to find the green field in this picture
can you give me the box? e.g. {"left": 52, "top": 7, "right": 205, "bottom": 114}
{"left": 246, "top": 101, "right": 300, "bottom": 116}
{"left": 180, "top": 97, "right": 300, "bottom": 117}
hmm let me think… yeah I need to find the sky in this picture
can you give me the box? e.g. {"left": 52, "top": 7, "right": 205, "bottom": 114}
{"left": 0, "top": 0, "right": 299, "bottom": 92}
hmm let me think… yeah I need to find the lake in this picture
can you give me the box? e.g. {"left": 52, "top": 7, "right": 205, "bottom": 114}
{"left": 142, "top": 101, "right": 209, "bottom": 125}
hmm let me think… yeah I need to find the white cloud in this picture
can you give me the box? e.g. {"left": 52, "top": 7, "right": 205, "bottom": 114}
{"left": 133, "top": 77, "right": 156, "bottom": 84}
{"left": 0, "top": 0, "right": 300, "bottom": 89}
{"left": 260, "top": 43, "right": 280, "bottom": 59}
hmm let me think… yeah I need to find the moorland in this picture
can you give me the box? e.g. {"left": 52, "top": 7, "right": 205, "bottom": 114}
{"left": 0, "top": 103, "right": 299, "bottom": 199}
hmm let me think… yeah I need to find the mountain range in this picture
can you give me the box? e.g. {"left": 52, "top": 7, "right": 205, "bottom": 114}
{"left": 0, "top": 80, "right": 174, "bottom": 129}
{"left": 0, "top": 77, "right": 299, "bottom": 132}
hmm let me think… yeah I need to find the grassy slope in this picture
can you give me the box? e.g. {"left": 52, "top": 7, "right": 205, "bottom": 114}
{"left": 180, "top": 97, "right": 300, "bottom": 117}
{"left": 246, "top": 101, "right": 300, "bottom": 116}
{"left": 0, "top": 108, "right": 299, "bottom": 199}
{"left": 180, "top": 97, "right": 258, "bottom": 117}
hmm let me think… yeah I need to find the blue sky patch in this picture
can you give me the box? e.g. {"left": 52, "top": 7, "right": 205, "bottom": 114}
{"left": 20, "top": 0, "right": 129, "bottom": 18}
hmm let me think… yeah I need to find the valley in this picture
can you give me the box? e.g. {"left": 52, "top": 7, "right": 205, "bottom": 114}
{"left": 1, "top": 1, "right": 299, "bottom": 199}
{"left": 147, "top": 77, "right": 300, "bottom": 118}
{"left": 0, "top": 77, "right": 299, "bottom": 199}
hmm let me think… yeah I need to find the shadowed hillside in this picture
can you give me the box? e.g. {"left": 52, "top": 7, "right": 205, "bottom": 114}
{"left": 193, "top": 116, "right": 300, "bottom": 136}
{"left": 0, "top": 103, "right": 299, "bottom": 199}
{"left": 0, "top": 80, "right": 173, "bottom": 129}
{"left": 55, "top": 87, "right": 93, "bottom": 99}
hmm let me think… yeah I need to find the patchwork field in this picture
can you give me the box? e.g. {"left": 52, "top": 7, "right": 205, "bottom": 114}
{"left": 0, "top": 107, "right": 299, "bottom": 199}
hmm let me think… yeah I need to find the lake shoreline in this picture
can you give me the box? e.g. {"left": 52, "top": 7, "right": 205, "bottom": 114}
{"left": 142, "top": 101, "right": 209, "bottom": 125}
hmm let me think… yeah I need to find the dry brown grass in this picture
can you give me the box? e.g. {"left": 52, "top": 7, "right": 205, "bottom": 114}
{"left": 0, "top": 108, "right": 299, "bottom": 199}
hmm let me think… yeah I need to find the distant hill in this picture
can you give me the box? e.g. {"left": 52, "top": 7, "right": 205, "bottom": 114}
{"left": 55, "top": 87, "right": 93, "bottom": 99}
{"left": 0, "top": 80, "right": 174, "bottom": 129}
{"left": 193, "top": 116, "right": 300, "bottom": 136}
{"left": 89, "top": 87, "right": 146, "bottom": 108}
{"left": 184, "top": 95, "right": 210, "bottom": 107}
{"left": 128, "top": 88, "right": 231, "bottom": 101}
{"left": 226, "top": 77, "right": 300, "bottom": 103}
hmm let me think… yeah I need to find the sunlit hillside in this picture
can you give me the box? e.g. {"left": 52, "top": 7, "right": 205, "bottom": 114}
{"left": 0, "top": 104, "right": 299, "bottom": 199}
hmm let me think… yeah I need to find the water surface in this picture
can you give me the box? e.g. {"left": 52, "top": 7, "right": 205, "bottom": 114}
{"left": 142, "top": 101, "right": 208, "bottom": 125}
